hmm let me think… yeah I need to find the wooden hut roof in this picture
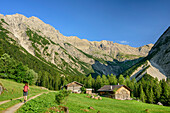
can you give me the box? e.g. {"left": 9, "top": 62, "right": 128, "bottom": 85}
{"left": 97, "top": 85, "right": 132, "bottom": 92}
{"left": 65, "top": 81, "right": 84, "bottom": 86}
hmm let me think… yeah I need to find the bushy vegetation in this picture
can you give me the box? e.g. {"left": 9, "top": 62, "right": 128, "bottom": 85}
{"left": 116, "top": 52, "right": 142, "bottom": 60}
{"left": 0, "top": 53, "right": 38, "bottom": 84}
{"left": 55, "top": 89, "right": 71, "bottom": 104}
{"left": 17, "top": 92, "right": 170, "bottom": 113}
{"left": 122, "top": 59, "right": 148, "bottom": 77}
{"left": 80, "top": 86, "right": 86, "bottom": 94}
{"left": 26, "top": 28, "right": 50, "bottom": 47}
{"left": 1, "top": 19, "right": 9, "bottom": 25}
{"left": 17, "top": 92, "right": 58, "bottom": 113}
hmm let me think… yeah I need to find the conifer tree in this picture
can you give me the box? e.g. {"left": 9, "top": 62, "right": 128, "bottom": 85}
{"left": 0, "top": 47, "right": 4, "bottom": 57}
{"left": 54, "top": 75, "right": 59, "bottom": 90}
{"left": 95, "top": 75, "right": 102, "bottom": 90}
{"left": 37, "top": 71, "right": 42, "bottom": 86}
{"left": 125, "top": 75, "right": 130, "bottom": 87}
{"left": 148, "top": 87, "right": 154, "bottom": 103}
{"left": 102, "top": 74, "right": 109, "bottom": 86}
{"left": 108, "top": 74, "right": 117, "bottom": 85}
{"left": 87, "top": 74, "right": 92, "bottom": 88}
{"left": 118, "top": 74, "right": 125, "bottom": 85}
{"left": 41, "top": 72, "right": 46, "bottom": 87}
{"left": 145, "top": 84, "right": 149, "bottom": 102}
{"left": 134, "top": 82, "right": 140, "bottom": 97}
{"left": 154, "top": 81, "right": 162, "bottom": 101}
{"left": 92, "top": 78, "right": 95, "bottom": 88}
{"left": 139, "top": 85, "right": 146, "bottom": 102}
{"left": 160, "top": 79, "right": 170, "bottom": 105}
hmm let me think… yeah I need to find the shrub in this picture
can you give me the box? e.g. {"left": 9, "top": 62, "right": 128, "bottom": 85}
{"left": 56, "top": 89, "right": 71, "bottom": 104}
{"left": 81, "top": 86, "right": 86, "bottom": 94}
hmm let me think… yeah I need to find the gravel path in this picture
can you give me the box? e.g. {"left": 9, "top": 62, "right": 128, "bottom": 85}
{"left": 0, "top": 97, "right": 24, "bottom": 105}
{"left": 2, "top": 92, "right": 46, "bottom": 113}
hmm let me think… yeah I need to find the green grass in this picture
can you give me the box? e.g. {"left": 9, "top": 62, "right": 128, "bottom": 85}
{"left": 0, "top": 79, "right": 48, "bottom": 112}
{"left": 17, "top": 92, "right": 58, "bottom": 113}
{"left": 0, "top": 79, "right": 48, "bottom": 101}
{"left": 16, "top": 92, "right": 170, "bottom": 113}
{"left": 0, "top": 92, "right": 47, "bottom": 111}
{"left": 64, "top": 94, "right": 170, "bottom": 113}
{"left": 0, "top": 99, "right": 23, "bottom": 111}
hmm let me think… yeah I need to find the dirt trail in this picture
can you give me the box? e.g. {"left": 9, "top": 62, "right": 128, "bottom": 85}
{"left": 2, "top": 92, "right": 46, "bottom": 113}
{"left": 0, "top": 94, "right": 33, "bottom": 105}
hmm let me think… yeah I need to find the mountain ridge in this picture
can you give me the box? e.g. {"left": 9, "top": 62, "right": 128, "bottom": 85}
{"left": 123, "top": 26, "right": 170, "bottom": 80}
{"left": 0, "top": 13, "right": 153, "bottom": 76}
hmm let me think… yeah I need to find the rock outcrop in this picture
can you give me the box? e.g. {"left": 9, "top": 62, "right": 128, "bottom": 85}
{"left": 148, "top": 27, "right": 170, "bottom": 78}
{"left": 126, "top": 27, "right": 170, "bottom": 80}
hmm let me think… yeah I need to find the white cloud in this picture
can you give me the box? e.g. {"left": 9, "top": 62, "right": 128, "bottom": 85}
{"left": 119, "top": 40, "right": 129, "bottom": 44}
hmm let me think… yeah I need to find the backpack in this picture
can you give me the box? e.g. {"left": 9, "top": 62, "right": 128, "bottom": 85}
{"left": 24, "top": 86, "right": 28, "bottom": 92}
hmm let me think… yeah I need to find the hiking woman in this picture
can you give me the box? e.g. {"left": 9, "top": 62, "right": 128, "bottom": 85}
{"left": 23, "top": 82, "right": 30, "bottom": 103}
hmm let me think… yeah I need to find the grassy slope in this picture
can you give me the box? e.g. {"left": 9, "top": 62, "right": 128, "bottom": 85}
{"left": 0, "top": 79, "right": 48, "bottom": 111}
{"left": 17, "top": 92, "right": 170, "bottom": 113}
{"left": 65, "top": 94, "right": 170, "bottom": 113}
{"left": 0, "top": 79, "right": 47, "bottom": 101}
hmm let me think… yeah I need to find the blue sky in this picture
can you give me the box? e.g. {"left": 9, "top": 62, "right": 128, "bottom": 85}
{"left": 0, "top": 0, "right": 170, "bottom": 47}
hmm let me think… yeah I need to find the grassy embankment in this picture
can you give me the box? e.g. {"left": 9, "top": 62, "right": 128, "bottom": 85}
{"left": 0, "top": 79, "right": 48, "bottom": 111}
{"left": 65, "top": 94, "right": 170, "bottom": 113}
{"left": 18, "top": 92, "right": 170, "bottom": 113}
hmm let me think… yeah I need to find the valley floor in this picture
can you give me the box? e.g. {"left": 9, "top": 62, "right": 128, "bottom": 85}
{"left": 1, "top": 79, "right": 170, "bottom": 113}
{"left": 17, "top": 93, "right": 170, "bottom": 113}
{"left": 64, "top": 94, "right": 170, "bottom": 113}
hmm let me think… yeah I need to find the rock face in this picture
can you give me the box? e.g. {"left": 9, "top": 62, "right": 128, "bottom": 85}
{"left": 0, "top": 13, "right": 153, "bottom": 76}
{"left": 125, "top": 27, "right": 170, "bottom": 80}
{"left": 148, "top": 27, "right": 170, "bottom": 78}
{"left": 130, "top": 60, "right": 167, "bottom": 81}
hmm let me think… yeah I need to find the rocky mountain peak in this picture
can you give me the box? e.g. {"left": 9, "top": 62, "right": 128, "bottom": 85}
{"left": 0, "top": 13, "right": 154, "bottom": 76}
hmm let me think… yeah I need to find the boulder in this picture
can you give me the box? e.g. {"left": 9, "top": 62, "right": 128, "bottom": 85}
{"left": 89, "top": 106, "right": 95, "bottom": 110}
{"left": 91, "top": 96, "right": 94, "bottom": 99}
{"left": 94, "top": 97, "right": 98, "bottom": 100}
{"left": 99, "top": 97, "right": 102, "bottom": 100}
{"left": 157, "top": 102, "right": 163, "bottom": 106}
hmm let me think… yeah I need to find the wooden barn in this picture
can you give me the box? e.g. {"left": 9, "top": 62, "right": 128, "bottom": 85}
{"left": 97, "top": 85, "right": 132, "bottom": 100}
{"left": 62, "top": 81, "right": 83, "bottom": 93}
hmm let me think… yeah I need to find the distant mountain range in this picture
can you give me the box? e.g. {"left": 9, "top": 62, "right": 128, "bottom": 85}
{"left": 0, "top": 13, "right": 169, "bottom": 80}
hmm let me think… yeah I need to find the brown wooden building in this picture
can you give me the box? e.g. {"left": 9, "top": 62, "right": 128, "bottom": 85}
{"left": 97, "top": 85, "right": 132, "bottom": 100}
{"left": 62, "top": 81, "right": 83, "bottom": 93}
